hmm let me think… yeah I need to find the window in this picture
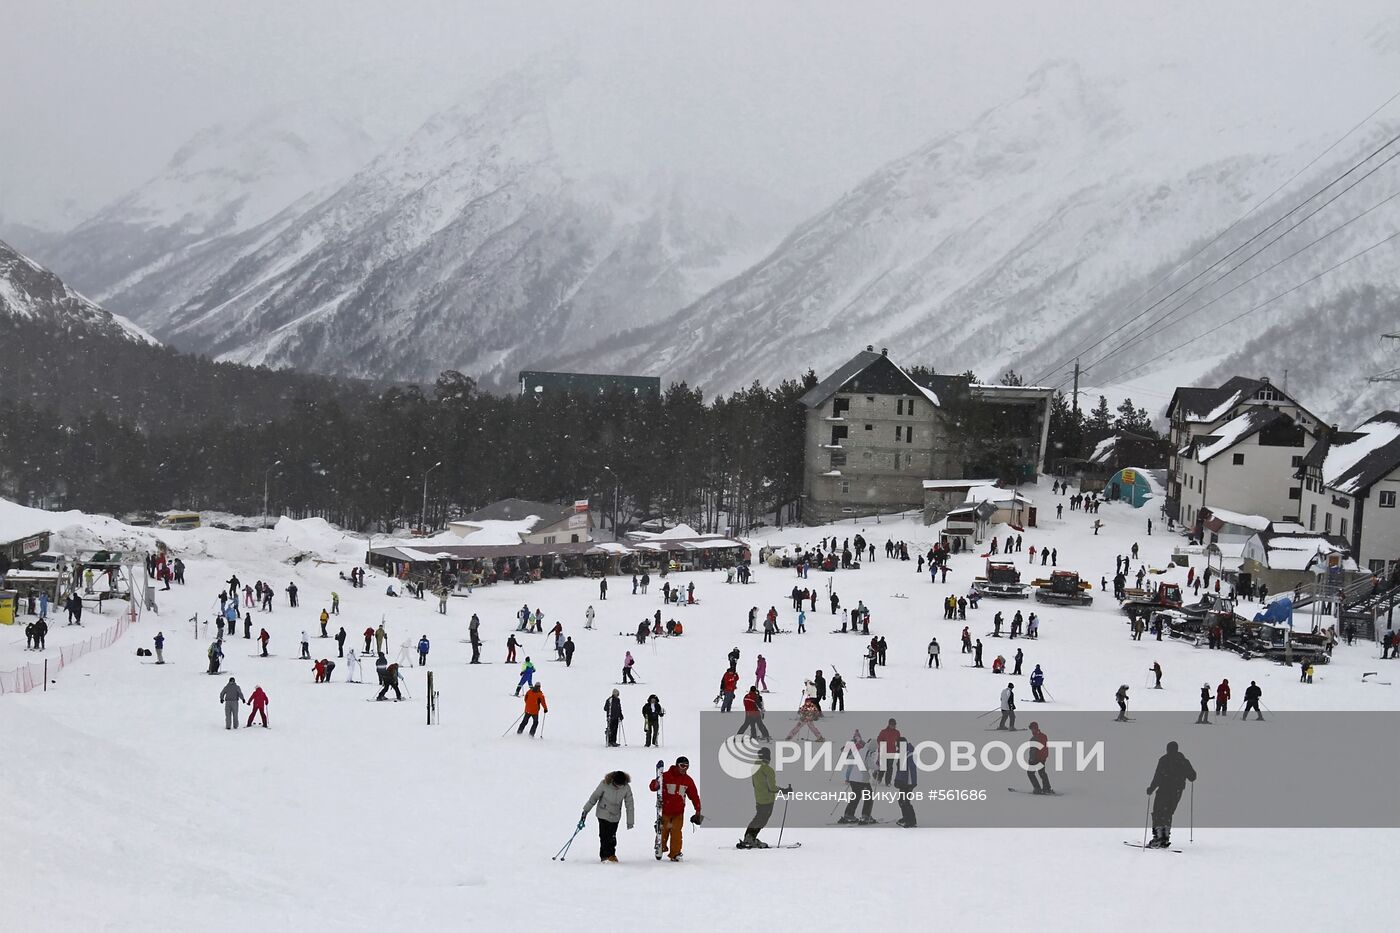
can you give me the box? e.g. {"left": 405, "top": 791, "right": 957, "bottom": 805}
{"left": 866, "top": 396, "right": 875, "bottom": 404}
{"left": 830, "top": 452, "right": 846, "bottom": 468}
{"left": 908, "top": 401, "right": 915, "bottom": 417}
{"left": 1232, "top": 453, "right": 1244, "bottom": 466}
{"left": 1324, "top": 513, "right": 1332, "bottom": 534}
{"left": 895, "top": 426, "right": 903, "bottom": 441}
{"left": 864, "top": 423, "right": 873, "bottom": 431}
{"left": 839, "top": 480, "right": 851, "bottom": 494}
{"left": 1309, "top": 505, "right": 1316, "bottom": 531}
{"left": 1291, "top": 455, "right": 1302, "bottom": 467}
{"left": 830, "top": 425, "right": 848, "bottom": 446}
{"left": 1340, "top": 518, "right": 1348, "bottom": 538}
{"left": 896, "top": 399, "right": 904, "bottom": 415}
{"left": 1288, "top": 487, "right": 1301, "bottom": 500}
{"left": 906, "top": 427, "right": 913, "bottom": 445}
{"left": 543, "top": 535, "right": 556, "bottom": 544}
{"left": 1370, "top": 560, "right": 1390, "bottom": 573}
{"left": 833, "top": 397, "right": 850, "bottom": 417}
{"left": 1380, "top": 491, "right": 1397, "bottom": 508}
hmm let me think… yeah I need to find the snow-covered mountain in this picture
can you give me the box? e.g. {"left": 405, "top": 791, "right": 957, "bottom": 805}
{"left": 33, "top": 67, "right": 791, "bottom": 387}
{"left": 35, "top": 104, "right": 380, "bottom": 309}
{"left": 0, "top": 239, "right": 156, "bottom": 345}
{"left": 541, "top": 62, "right": 1400, "bottom": 424}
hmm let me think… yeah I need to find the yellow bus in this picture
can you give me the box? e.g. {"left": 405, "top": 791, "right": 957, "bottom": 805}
{"left": 158, "top": 512, "right": 202, "bottom": 530}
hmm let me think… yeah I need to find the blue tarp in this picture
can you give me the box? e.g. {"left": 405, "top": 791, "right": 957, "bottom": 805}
{"left": 1253, "top": 597, "right": 1293, "bottom": 627}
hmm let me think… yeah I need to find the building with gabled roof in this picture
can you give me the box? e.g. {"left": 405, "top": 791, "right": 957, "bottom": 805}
{"left": 1296, "top": 411, "right": 1400, "bottom": 574}
{"left": 799, "top": 347, "right": 1051, "bottom": 525}
{"left": 449, "top": 498, "right": 592, "bottom": 544}
{"left": 1164, "top": 376, "right": 1323, "bottom": 522}
{"left": 1174, "top": 405, "right": 1316, "bottom": 530}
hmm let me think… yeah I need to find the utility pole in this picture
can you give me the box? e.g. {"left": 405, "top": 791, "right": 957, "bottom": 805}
{"left": 420, "top": 461, "right": 443, "bottom": 533}
{"left": 1368, "top": 334, "right": 1400, "bottom": 383}
{"left": 262, "top": 460, "right": 282, "bottom": 529}
{"left": 1071, "top": 358, "right": 1081, "bottom": 416}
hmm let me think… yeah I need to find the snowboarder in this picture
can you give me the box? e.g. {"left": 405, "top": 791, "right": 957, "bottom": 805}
{"left": 580, "top": 771, "right": 635, "bottom": 862}
{"left": 998, "top": 683, "right": 1016, "bottom": 730}
{"left": 738, "top": 746, "right": 792, "bottom": 849}
{"left": 604, "top": 689, "right": 624, "bottom": 746}
{"left": 247, "top": 685, "right": 269, "bottom": 727}
{"left": 642, "top": 694, "right": 664, "bottom": 747}
{"left": 649, "top": 758, "right": 701, "bottom": 861}
{"left": 1146, "top": 741, "right": 1197, "bottom": 848}
{"left": 518, "top": 683, "right": 547, "bottom": 735}
{"left": 219, "top": 677, "right": 245, "bottom": 729}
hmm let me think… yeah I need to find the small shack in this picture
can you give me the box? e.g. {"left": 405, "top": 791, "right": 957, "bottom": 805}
{"left": 922, "top": 478, "right": 995, "bottom": 525}
{"left": 1103, "top": 467, "right": 1154, "bottom": 508}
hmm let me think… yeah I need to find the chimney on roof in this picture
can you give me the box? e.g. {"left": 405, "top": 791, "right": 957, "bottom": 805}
{"left": 1260, "top": 376, "right": 1270, "bottom": 384}
{"left": 881, "top": 347, "right": 888, "bottom": 356}
{"left": 866, "top": 345, "right": 874, "bottom": 352}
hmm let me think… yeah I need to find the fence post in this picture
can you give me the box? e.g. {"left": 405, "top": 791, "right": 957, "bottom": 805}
{"left": 43, "top": 659, "right": 47, "bottom": 692}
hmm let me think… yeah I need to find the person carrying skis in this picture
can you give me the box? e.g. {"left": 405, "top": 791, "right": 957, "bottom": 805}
{"left": 247, "top": 685, "right": 270, "bottom": 728}
{"left": 738, "top": 746, "right": 792, "bottom": 849}
{"left": 375, "top": 623, "right": 388, "bottom": 656}
{"left": 515, "top": 657, "right": 536, "bottom": 696}
{"left": 650, "top": 758, "right": 701, "bottom": 861}
{"left": 642, "top": 694, "right": 664, "bottom": 747}
{"left": 998, "top": 683, "right": 1016, "bottom": 730}
{"left": 1030, "top": 664, "right": 1045, "bottom": 702}
{"left": 737, "top": 686, "right": 771, "bottom": 740}
{"left": 417, "top": 635, "right": 430, "bottom": 666}
{"left": 1146, "top": 741, "right": 1197, "bottom": 848}
{"left": 518, "top": 683, "right": 547, "bottom": 736}
{"left": 580, "top": 771, "right": 634, "bottom": 862}
{"left": 1243, "top": 681, "right": 1264, "bottom": 720}
{"left": 219, "top": 676, "right": 245, "bottom": 730}
{"left": 1115, "top": 684, "right": 1130, "bottom": 721}
{"left": 829, "top": 670, "right": 845, "bottom": 712}
{"left": 604, "top": 689, "right": 625, "bottom": 746}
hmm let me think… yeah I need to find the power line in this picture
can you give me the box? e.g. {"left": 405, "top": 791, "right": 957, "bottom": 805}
{"left": 1031, "top": 87, "right": 1400, "bottom": 384}
{"left": 1092, "top": 229, "right": 1400, "bottom": 387}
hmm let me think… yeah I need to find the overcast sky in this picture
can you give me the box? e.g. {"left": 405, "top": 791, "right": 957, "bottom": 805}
{"left": 3, "top": 1, "right": 1397, "bottom": 231}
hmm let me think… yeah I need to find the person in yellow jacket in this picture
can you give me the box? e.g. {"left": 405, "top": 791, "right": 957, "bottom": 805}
{"left": 518, "top": 683, "right": 548, "bottom": 737}
{"left": 319, "top": 608, "right": 330, "bottom": 637}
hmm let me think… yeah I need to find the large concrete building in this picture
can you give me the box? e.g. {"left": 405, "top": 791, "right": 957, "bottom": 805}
{"left": 797, "top": 348, "right": 1051, "bottom": 525}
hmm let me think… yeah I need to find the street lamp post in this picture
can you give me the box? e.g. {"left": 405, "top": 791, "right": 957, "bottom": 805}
{"left": 262, "top": 460, "right": 282, "bottom": 529}
{"left": 421, "top": 461, "right": 443, "bottom": 533}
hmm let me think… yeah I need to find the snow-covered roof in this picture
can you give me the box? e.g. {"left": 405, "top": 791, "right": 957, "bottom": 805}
{"left": 1248, "top": 530, "right": 1357, "bottom": 571}
{"left": 447, "top": 517, "right": 541, "bottom": 545}
{"left": 922, "top": 478, "right": 995, "bottom": 490}
{"left": 1202, "top": 507, "right": 1270, "bottom": 531}
{"left": 1192, "top": 408, "right": 1286, "bottom": 462}
{"left": 964, "top": 485, "right": 1032, "bottom": 505}
{"left": 1318, "top": 412, "right": 1400, "bottom": 496}
{"left": 1089, "top": 436, "right": 1116, "bottom": 464}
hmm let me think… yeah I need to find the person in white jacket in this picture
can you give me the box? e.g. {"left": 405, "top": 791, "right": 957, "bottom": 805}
{"left": 580, "top": 771, "right": 635, "bottom": 862}
{"left": 346, "top": 649, "right": 362, "bottom": 683}
{"left": 998, "top": 683, "right": 1017, "bottom": 731}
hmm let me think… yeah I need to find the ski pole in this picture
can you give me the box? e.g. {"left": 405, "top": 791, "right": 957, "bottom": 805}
{"left": 975, "top": 707, "right": 999, "bottom": 719}
{"left": 539, "top": 711, "right": 547, "bottom": 739}
{"left": 501, "top": 714, "right": 523, "bottom": 737}
{"left": 1043, "top": 688, "right": 1055, "bottom": 702}
{"left": 1142, "top": 790, "right": 1153, "bottom": 849}
{"left": 1189, "top": 781, "right": 1194, "bottom": 845}
{"left": 777, "top": 794, "right": 790, "bottom": 848}
{"left": 621, "top": 723, "right": 628, "bottom": 747}
{"left": 553, "top": 822, "right": 585, "bottom": 861}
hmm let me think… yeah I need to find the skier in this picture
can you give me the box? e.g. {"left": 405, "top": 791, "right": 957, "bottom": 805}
{"left": 506, "top": 634, "right": 519, "bottom": 664}
{"left": 1030, "top": 664, "right": 1045, "bottom": 702}
{"left": 1215, "top": 679, "right": 1230, "bottom": 715}
{"left": 376, "top": 662, "right": 403, "bottom": 701}
{"left": 755, "top": 654, "right": 768, "bottom": 691}
{"left": 974, "top": 639, "right": 984, "bottom": 668}
{"left": 738, "top": 746, "right": 792, "bottom": 849}
{"left": 246, "top": 685, "right": 270, "bottom": 728}
{"left": 319, "top": 608, "right": 330, "bottom": 638}
{"left": 375, "top": 623, "right": 387, "bottom": 656}
{"left": 622, "top": 651, "right": 637, "bottom": 684}
{"left": 649, "top": 758, "right": 701, "bottom": 861}
{"left": 346, "top": 648, "right": 362, "bottom": 683}
{"left": 1145, "top": 741, "right": 1197, "bottom": 848}
{"left": 599, "top": 577, "right": 607, "bottom": 600}
{"left": 728, "top": 646, "right": 741, "bottom": 673}
{"left": 1151, "top": 661, "right": 1163, "bottom": 689}
{"left": 642, "top": 694, "right": 664, "bottom": 747}
{"left": 363, "top": 627, "right": 374, "bottom": 655}
{"left": 737, "top": 686, "right": 771, "bottom": 740}
{"left": 829, "top": 670, "right": 845, "bottom": 712}
{"left": 837, "top": 732, "right": 878, "bottom": 824}
{"left": 286, "top": 581, "right": 298, "bottom": 608}
{"left": 469, "top": 615, "right": 482, "bottom": 663}
{"left": 331, "top": 591, "right": 340, "bottom": 615}
{"left": 258, "top": 628, "right": 270, "bottom": 657}
{"left": 580, "top": 771, "right": 634, "bottom": 862}
{"left": 719, "top": 668, "right": 739, "bottom": 712}
{"left": 300, "top": 630, "right": 310, "bottom": 661}
{"left": 518, "top": 683, "right": 547, "bottom": 735}
{"left": 891, "top": 736, "right": 919, "bottom": 826}
{"left": 564, "top": 636, "right": 576, "bottom": 667}
{"left": 962, "top": 626, "right": 972, "bottom": 654}
{"left": 927, "top": 637, "right": 940, "bottom": 669}
{"left": 1115, "top": 684, "right": 1130, "bottom": 721}
{"left": 153, "top": 631, "right": 164, "bottom": 664}
{"left": 335, "top": 626, "right": 346, "bottom": 657}
{"left": 219, "top": 676, "right": 245, "bottom": 730}
{"left": 814, "top": 670, "right": 827, "bottom": 708}
{"left": 1242, "top": 681, "right": 1264, "bottom": 720}
{"left": 998, "top": 682, "right": 1016, "bottom": 730}
{"left": 417, "top": 635, "right": 430, "bottom": 666}
{"left": 1197, "top": 683, "right": 1211, "bottom": 723}
{"left": 604, "top": 689, "right": 625, "bottom": 746}
{"left": 515, "top": 657, "right": 536, "bottom": 696}
{"left": 585, "top": 605, "right": 595, "bottom": 630}
{"left": 1013, "top": 647, "right": 1023, "bottom": 676}
{"left": 207, "top": 639, "right": 224, "bottom": 674}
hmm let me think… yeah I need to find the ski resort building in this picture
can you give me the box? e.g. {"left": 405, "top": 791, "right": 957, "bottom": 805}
{"left": 448, "top": 498, "right": 592, "bottom": 545}
{"left": 798, "top": 348, "right": 1052, "bottom": 525}
{"left": 1164, "top": 376, "right": 1323, "bottom": 523}
{"left": 1296, "top": 411, "right": 1400, "bottom": 575}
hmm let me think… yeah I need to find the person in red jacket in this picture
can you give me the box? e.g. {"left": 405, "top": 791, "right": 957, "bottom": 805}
{"left": 1215, "top": 679, "right": 1231, "bottom": 716}
{"left": 719, "top": 668, "right": 739, "bottom": 712}
{"left": 649, "top": 757, "right": 701, "bottom": 861}
{"left": 737, "top": 686, "right": 771, "bottom": 740}
{"left": 258, "top": 628, "right": 271, "bottom": 657}
{"left": 1026, "top": 721, "right": 1052, "bottom": 793}
{"left": 246, "top": 685, "right": 270, "bottom": 728}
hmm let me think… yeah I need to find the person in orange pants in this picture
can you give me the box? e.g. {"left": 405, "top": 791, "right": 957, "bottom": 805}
{"left": 246, "top": 685, "right": 269, "bottom": 728}
{"left": 649, "top": 757, "right": 702, "bottom": 860}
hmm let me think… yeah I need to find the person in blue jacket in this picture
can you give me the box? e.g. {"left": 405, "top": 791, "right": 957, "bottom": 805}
{"left": 1030, "top": 664, "right": 1046, "bottom": 702}
{"left": 417, "top": 635, "right": 430, "bottom": 666}
{"left": 154, "top": 631, "right": 165, "bottom": 664}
